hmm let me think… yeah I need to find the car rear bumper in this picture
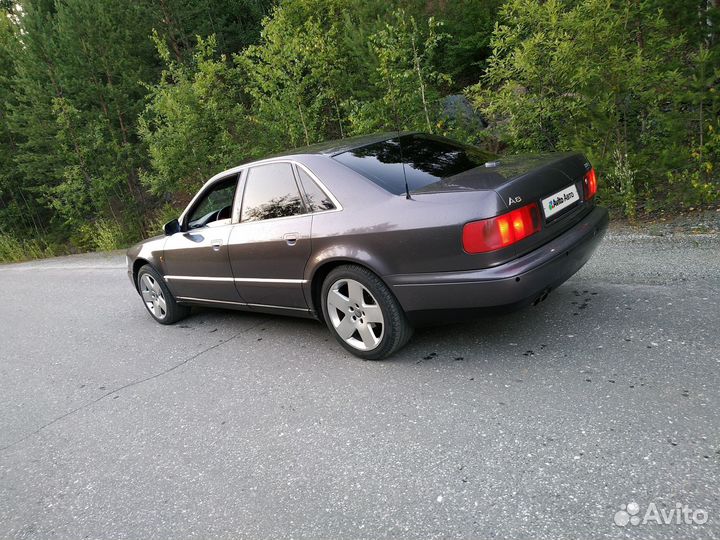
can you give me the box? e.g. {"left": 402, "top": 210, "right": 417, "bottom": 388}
{"left": 386, "top": 205, "right": 609, "bottom": 320}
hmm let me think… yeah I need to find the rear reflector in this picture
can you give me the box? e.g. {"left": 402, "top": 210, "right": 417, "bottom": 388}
{"left": 463, "top": 203, "right": 542, "bottom": 254}
{"left": 583, "top": 168, "right": 597, "bottom": 200}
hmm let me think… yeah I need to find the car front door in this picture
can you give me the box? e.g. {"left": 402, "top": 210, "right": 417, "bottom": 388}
{"left": 163, "top": 175, "right": 243, "bottom": 304}
{"left": 228, "top": 162, "right": 312, "bottom": 310}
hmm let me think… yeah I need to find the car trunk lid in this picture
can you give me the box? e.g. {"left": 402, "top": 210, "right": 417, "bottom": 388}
{"left": 416, "top": 151, "right": 595, "bottom": 264}
{"left": 488, "top": 152, "right": 590, "bottom": 217}
{"left": 416, "top": 152, "right": 590, "bottom": 209}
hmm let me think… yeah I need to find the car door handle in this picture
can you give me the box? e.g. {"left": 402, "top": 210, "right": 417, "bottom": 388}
{"left": 211, "top": 239, "right": 223, "bottom": 251}
{"left": 283, "top": 233, "right": 299, "bottom": 246}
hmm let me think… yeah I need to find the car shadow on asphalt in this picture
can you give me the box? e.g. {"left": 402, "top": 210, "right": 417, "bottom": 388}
{"left": 392, "top": 283, "right": 605, "bottom": 366}
{"left": 171, "top": 282, "right": 605, "bottom": 367}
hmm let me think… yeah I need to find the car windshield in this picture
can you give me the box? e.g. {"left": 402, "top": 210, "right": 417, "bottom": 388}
{"left": 332, "top": 133, "right": 496, "bottom": 195}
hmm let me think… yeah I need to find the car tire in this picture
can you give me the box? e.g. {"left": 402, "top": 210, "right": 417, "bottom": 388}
{"left": 136, "top": 264, "right": 190, "bottom": 325}
{"left": 321, "top": 264, "right": 413, "bottom": 360}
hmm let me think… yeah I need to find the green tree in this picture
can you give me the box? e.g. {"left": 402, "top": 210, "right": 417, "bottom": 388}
{"left": 150, "top": 0, "right": 272, "bottom": 62}
{"left": 0, "top": 12, "right": 47, "bottom": 241}
{"left": 5, "top": 0, "right": 66, "bottom": 240}
{"left": 348, "top": 8, "right": 451, "bottom": 134}
{"left": 6, "top": 0, "right": 159, "bottom": 247}
{"left": 2, "top": 0, "right": 271, "bottom": 254}
{"left": 139, "top": 35, "right": 257, "bottom": 200}
{"left": 468, "top": 0, "right": 719, "bottom": 216}
{"left": 239, "top": 1, "right": 355, "bottom": 147}
{"left": 425, "top": 0, "right": 504, "bottom": 88}
{"left": 1, "top": 0, "right": 717, "bottom": 262}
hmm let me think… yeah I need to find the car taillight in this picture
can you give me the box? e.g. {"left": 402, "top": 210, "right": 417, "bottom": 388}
{"left": 462, "top": 203, "right": 542, "bottom": 254}
{"left": 583, "top": 168, "right": 597, "bottom": 200}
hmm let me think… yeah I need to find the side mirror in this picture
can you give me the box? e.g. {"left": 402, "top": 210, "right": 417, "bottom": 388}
{"left": 163, "top": 218, "right": 181, "bottom": 236}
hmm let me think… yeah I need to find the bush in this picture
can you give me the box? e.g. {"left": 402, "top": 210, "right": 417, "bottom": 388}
{"left": 468, "top": 0, "right": 719, "bottom": 218}
{"left": 72, "top": 218, "right": 139, "bottom": 252}
{"left": 0, "top": 234, "right": 54, "bottom": 263}
{"left": 148, "top": 203, "right": 184, "bottom": 236}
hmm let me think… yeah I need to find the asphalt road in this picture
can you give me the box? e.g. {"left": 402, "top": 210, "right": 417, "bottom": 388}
{"left": 1, "top": 228, "right": 718, "bottom": 539}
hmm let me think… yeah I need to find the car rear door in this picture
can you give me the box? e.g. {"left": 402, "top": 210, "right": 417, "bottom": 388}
{"left": 228, "top": 162, "right": 312, "bottom": 310}
{"left": 162, "top": 175, "right": 243, "bottom": 304}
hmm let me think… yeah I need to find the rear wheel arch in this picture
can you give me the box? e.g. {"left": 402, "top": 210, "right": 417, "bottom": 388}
{"left": 309, "top": 259, "right": 389, "bottom": 322}
{"left": 319, "top": 263, "right": 413, "bottom": 359}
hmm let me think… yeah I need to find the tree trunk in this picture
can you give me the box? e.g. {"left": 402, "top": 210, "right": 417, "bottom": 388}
{"left": 708, "top": 0, "right": 720, "bottom": 44}
{"left": 333, "top": 95, "right": 344, "bottom": 138}
{"left": 158, "top": 0, "right": 185, "bottom": 62}
{"left": 411, "top": 33, "right": 432, "bottom": 132}
{"left": 297, "top": 100, "right": 310, "bottom": 146}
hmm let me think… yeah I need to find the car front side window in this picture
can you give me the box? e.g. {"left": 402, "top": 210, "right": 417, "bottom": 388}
{"left": 241, "top": 163, "right": 306, "bottom": 222}
{"left": 187, "top": 176, "right": 238, "bottom": 230}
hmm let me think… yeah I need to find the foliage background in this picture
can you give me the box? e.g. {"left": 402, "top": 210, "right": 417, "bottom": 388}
{"left": 0, "top": 0, "right": 718, "bottom": 260}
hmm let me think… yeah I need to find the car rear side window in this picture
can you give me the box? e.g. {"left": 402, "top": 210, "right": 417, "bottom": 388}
{"left": 332, "top": 134, "right": 495, "bottom": 195}
{"left": 296, "top": 167, "right": 335, "bottom": 212}
{"left": 241, "top": 163, "right": 306, "bottom": 222}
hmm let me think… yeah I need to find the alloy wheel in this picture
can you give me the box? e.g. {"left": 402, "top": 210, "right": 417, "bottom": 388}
{"left": 326, "top": 278, "right": 384, "bottom": 351}
{"left": 140, "top": 273, "right": 167, "bottom": 320}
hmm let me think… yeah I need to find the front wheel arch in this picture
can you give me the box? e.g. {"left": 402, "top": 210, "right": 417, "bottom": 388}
{"left": 136, "top": 263, "right": 189, "bottom": 324}
{"left": 132, "top": 258, "right": 151, "bottom": 292}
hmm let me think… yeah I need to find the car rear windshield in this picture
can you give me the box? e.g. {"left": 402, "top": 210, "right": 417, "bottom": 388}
{"left": 332, "top": 134, "right": 496, "bottom": 195}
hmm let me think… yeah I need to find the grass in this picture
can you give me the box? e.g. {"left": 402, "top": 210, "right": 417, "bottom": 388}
{"left": 0, "top": 234, "right": 57, "bottom": 263}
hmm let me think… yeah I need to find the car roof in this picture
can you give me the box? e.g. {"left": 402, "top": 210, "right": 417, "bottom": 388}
{"left": 204, "top": 131, "right": 418, "bottom": 185}
{"left": 276, "top": 131, "right": 415, "bottom": 157}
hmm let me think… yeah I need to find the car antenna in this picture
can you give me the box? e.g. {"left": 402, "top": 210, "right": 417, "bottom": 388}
{"left": 396, "top": 130, "right": 412, "bottom": 200}
{"left": 390, "top": 96, "right": 412, "bottom": 200}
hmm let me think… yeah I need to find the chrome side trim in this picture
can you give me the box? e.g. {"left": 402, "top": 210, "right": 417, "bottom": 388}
{"left": 247, "top": 303, "right": 310, "bottom": 312}
{"left": 234, "top": 277, "right": 308, "bottom": 284}
{"left": 165, "top": 275, "right": 307, "bottom": 284}
{"left": 165, "top": 275, "right": 235, "bottom": 282}
{"left": 176, "top": 296, "right": 310, "bottom": 312}
{"left": 176, "top": 296, "right": 247, "bottom": 306}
